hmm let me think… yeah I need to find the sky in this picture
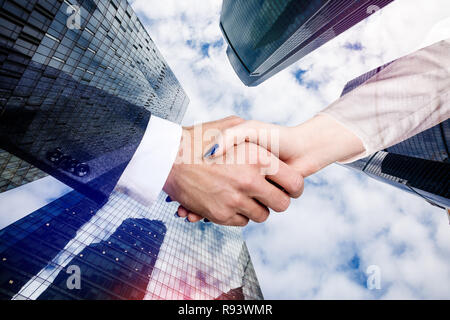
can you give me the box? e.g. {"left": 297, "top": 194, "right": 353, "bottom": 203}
{"left": 0, "top": 0, "right": 448, "bottom": 300}
{"left": 128, "top": 0, "right": 450, "bottom": 299}
{"left": 0, "top": 176, "right": 71, "bottom": 230}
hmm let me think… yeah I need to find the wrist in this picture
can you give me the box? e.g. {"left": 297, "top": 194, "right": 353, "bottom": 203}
{"left": 290, "top": 114, "right": 365, "bottom": 176}
{"left": 163, "top": 128, "right": 188, "bottom": 198}
{"left": 162, "top": 160, "right": 180, "bottom": 199}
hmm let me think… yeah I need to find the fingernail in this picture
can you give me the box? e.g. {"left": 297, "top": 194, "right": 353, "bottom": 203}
{"left": 204, "top": 218, "right": 210, "bottom": 223}
{"left": 174, "top": 212, "right": 180, "bottom": 218}
{"left": 185, "top": 218, "right": 191, "bottom": 223}
{"left": 165, "top": 196, "right": 172, "bottom": 202}
{"left": 204, "top": 144, "right": 219, "bottom": 158}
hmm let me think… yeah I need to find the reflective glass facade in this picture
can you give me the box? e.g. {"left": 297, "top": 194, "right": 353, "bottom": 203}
{"left": 220, "top": 0, "right": 327, "bottom": 73}
{"left": 220, "top": 0, "right": 394, "bottom": 86}
{"left": 341, "top": 63, "right": 449, "bottom": 163}
{"left": 0, "top": 148, "right": 47, "bottom": 192}
{"left": 0, "top": 0, "right": 189, "bottom": 202}
{"left": 342, "top": 69, "right": 450, "bottom": 209}
{"left": 0, "top": 0, "right": 188, "bottom": 123}
{"left": 0, "top": 0, "right": 264, "bottom": 300}
{"left": 385, "top": 123, "right": 449, "bottom": 163}
{"left": 0, "top": 191, "right": 263, "bottom": 300}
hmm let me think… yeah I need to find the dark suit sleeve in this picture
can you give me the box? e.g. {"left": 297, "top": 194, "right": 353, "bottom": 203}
{"left": 0, "top": 58, "right": 151, "bottom": 205}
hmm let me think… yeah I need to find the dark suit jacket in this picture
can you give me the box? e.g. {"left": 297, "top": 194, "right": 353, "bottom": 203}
{"left": 0, "top": 0, "right": 162, "bottom": 205}
{"left": 0, "top": 56, "right": 151, "bottom": 205}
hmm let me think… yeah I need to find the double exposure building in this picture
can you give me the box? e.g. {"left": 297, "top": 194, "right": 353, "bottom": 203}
{"left": 342, "top": 65, "right": 449, "bottom": 209}
{"left": 220, "top": 0, "right": 394, "bottom": 86}
{"left": 0, "top": 190, "right": 262, "bottom": 300}
{"left": 0, "top": 0, "right": 263, "bottom": 300}
{"left": 220, "top": 0, "right": 449, "bottom": 210}
{"left": 0, "top": 148, "right": 47, "bottom": 192}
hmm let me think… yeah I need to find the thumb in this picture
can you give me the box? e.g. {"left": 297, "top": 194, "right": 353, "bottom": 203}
{"left": 202, "top": 115, "right": 245, "bottom": 132}
{"left": 205, "top": 120, "right": 276, "bottom": 159}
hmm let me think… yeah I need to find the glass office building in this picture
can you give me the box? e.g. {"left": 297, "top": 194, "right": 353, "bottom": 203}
{"left": 0, "top": 148, "right": 47, "bottom": 192}
{"left": 0, "top": 0, "right": 190, "bottom": 202}
{"left": 342, "top": 67, "right": 450, "bottom": 209}
{"left": 0, "top": 191, "right": 263, "bottom": 300}
{"left": 0, "top": 0, "right": 263, "bottom": 300}
{"left": 220, "top": 0, "right": 394, "bottom": 86}
{"left": 341, "top": 63, "right": 450, "bottom": 165}
{"left": 220, "top": 0, "right": 448, "bottom": 209}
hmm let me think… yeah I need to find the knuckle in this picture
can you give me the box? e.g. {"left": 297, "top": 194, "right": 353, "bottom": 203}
{"left": 254, "top": 212, "right": 268, "bottom": 223}
{"left": 239, "top": 219, "right": 249, "bottom": 227}
{"left": 239, "top": 174, "right": 256, "bottom": 189}
{"left": 226, "top": 115, "right": 243, "bottom": 122}
{"left": 281, "top": 196, "right": 291, "bottom": 211}
{"left": 215, "top": 216, "right": 228, "bottom": 225}
{"left": 274, "top": 194, "right": 290, "bottom": 212}
{"left": 230, "top": 217, "right": 249, "bottom": 227}
{"left": 214, "top": 210, "right": 231, "bottom": 224}
{"left": 229, "top": 192, "right": 243, "bottom": 208}
{"left": 291, "top": 175, "right": 304, "bottom": 197}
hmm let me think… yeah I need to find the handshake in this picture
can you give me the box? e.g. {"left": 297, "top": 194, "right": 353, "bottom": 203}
{"left": 163, "top": 115, "right": 365, "bottom": 226}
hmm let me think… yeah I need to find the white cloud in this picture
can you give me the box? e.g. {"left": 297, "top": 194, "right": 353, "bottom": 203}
{"left": 130, "top": 0, "right": 450, "bottom": 299}
{"left": 0, "top": 176, "right": 72, "bottom": 229}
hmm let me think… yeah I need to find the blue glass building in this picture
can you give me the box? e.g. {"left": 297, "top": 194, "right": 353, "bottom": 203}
{"left": 0, "top": 0, "right": 190, "bottom": 203}
{"left": 1, "top": 190, "right": 262, "bottom": 300}
{"left": 342, "top": 66, "right": 449, "bottom": 209}
{"left": 220, "top": 0, "right": 448, "bottom": 210}
{"left": 0, "top": 0, "right": 263, "bottom": 300}
{"left": 0, "top": 148, "right": 47, "bottom": 192}
{"left": 220, "top": 0, "right": 394, "bottom": 86}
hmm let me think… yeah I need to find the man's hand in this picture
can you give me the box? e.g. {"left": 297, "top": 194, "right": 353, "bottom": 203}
{"left": 163, "top": 116, "right": 303, "bottom": 226}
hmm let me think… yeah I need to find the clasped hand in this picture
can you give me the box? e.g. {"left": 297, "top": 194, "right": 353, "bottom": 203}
{"left": 163, "top": 116, "right": 304, "bottom": 226}
{"left": 163, "top": 114, "right": 364, "bottom": 226}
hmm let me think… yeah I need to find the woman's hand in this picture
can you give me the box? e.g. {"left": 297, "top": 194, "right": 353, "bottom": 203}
{"left": 177, "top": 114, "right": 364, "bottom": 223}
{"left": 208, "top": 114, "right": 366, "bottom": 177}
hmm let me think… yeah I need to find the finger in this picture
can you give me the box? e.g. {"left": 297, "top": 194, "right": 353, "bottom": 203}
{"left": 187, "top": 213, "right": 203, "bottom": 223}
{"left": 237, "top": 198, "right": 270, "bottom": 223}
{"left": 198, "top": 116, "right": 245, "bottom": 137}
{"left": 206, "top": 120, "right": 277, "bottom": 159}
{"left": 184, "top": 115, "right": 243, "bottom": 130}
{"left": 205, "top": 122, "right": 260, "bottom": 159}
{"left": 265, "top": 158, "right": 304, "bottom": 198}
{"left": 201, "top": 116, "right": 246, "bottom": 153}
{"left": 251, "top": 146, "right": 303, "bottom": 198}
{"left": 252, "top": 176, "right": 291, "bottom": 213}
{"left": 224, "top": 214, "right": 249, "bottom": 227}
{"left": 177, "top": 205, "right": 204, "bottom": 222}
{"left": 205, "top": 115, "right": 245, "bottom": 131}
{"left": 177, "top": 206, "right": 189, "bottom": 218}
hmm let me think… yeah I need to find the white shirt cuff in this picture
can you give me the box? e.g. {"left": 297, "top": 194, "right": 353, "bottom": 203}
{"left": 116, "top": 116, "right": 182, "bottom": 207}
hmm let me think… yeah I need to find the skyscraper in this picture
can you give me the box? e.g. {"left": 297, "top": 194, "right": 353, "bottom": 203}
{"left": 0, "top": 148, "right": 47, "bottom": 192}
{"left": 0, "top": 0, "right": 263, "bottom": 300}
{"left": 220, "top": 0, "right": 448, "bottom": 210}
{"left": 340, "top": 62, "right": 450, "bottom": 165}
{"left": 1, "top": 0, "right": 190, "bottom": 202}
{"left": 0, "top": 191, "right": 262, "bottom": 300}
{"left": 220, "top": 0, "right": 394, "bottom": 86}
{"left": 342, "top": 66, "right": 449, "bottom": 210}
